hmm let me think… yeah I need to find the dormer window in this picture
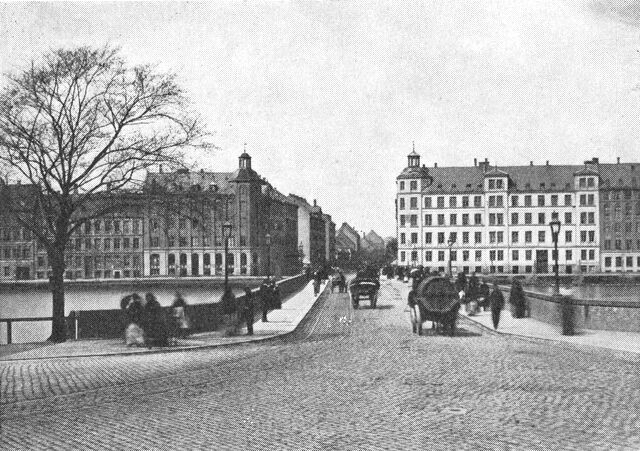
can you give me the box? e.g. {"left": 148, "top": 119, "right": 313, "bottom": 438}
{"left": 587, "top": 177, "right": 595, "bottom": 188}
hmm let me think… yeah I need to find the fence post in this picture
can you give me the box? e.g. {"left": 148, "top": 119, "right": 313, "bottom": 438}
{"left": 6, "top": 320, "right": 12, "bottom": 345}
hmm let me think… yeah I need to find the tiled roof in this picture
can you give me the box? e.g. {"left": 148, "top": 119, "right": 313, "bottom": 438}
{"left": 412, "top": 163, "right": 640, "bottom": 193}
{"left": 145, "top": 171, "right": 235, "bottom": 194}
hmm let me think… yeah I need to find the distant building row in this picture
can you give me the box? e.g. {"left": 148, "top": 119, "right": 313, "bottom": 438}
{"left": 397, "top": 150, "right": 640, "bottom": 274}
{"left": 0, "top": 153, "right": 336, "bottom": 281}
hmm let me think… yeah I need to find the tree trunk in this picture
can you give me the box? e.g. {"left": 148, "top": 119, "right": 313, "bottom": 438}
{"left": 48, "top": 249, "right": 67, "bottom": 343}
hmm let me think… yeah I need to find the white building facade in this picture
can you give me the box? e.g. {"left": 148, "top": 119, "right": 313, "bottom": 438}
{"left": 396, "top": 151, "right": 608, "bottom": 275}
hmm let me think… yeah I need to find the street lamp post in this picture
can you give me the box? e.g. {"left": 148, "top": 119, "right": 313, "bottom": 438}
{"left": 222, "top": 221, "right": 233, "bottom": 294}
{"left": 266, "top": 233, "right": 271, "bottom": 278}
{"left": 447, "top": 239, "right": 454, "bottom": 277}
{"left": 549, "top": 216, "right": 561, "bottom": 296}
{"left": 549, "top": 214, "right": 572, "bottom": 335}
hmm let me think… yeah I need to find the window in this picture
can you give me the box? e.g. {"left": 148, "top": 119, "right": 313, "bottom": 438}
{"left": 525, "top": 231, "right": 532, "bottom": 243}
{"left": 411, "top": 233, "right": 418, "bottom": 244}
{"left": 400, "top": 251, "right": 406, "bottom": 262}
{"left": 511, "top": 196, "right": 518, "bottom": 207}
{"left": 566, "top": 250, "right": 572, "bottom": 261}
{"left": 490, "top": 231, "right": 496, "bottom": 243}
{"left": 524, "top": 195, "right": 532, "bottom": 207}
{"left": 579, "top": 177, "right": 586, "bottom": 188}
{"left": 399, "top": 198, "right": 405, "bottom": 210}
{"left": 425, "top": 233, "right": 432, "bottom": 244}
{"left": 114, "top": 220, "right": 121, "bottom": 233}
{"left": 450, "top": 214, "right": 457, "bottom": 225}
{"left": 424, "top": 214, "right": 432, "bottom": 226}
{"left": 587, "top": 194, "right": 594, "bottom": 206}
{"left": 410, "top": 215, "right": 418, "bottom": 227}
{"left": 581, "top": 249, "right": 587, "bottom": 261}
{"left": 580, "top": 231, "right": 587, "bottom": 243}
{"left": 150, "top": 237, "right": 159, "bottom": 247}
{"left": 437, "top": 196, "right": 445, "bottom": 208}
{"left": 497, "top": 250, "right": 504, "bottom": 260}
{"left": 489, "top": 196, "right": 496, "bottom": 208}
{"left": 604, "top": 257, "right": 612, "bottom": 267}
{"left": 497, "top": 232, "right": 503, "bottom": 243}
{"left": 511, "top": 231, "right": 519, "bottom": 243}
{"left": 538, "top": 195, "right": 545, "bottom": 207}
{"left": 449, "top": 197, "right": 457, "bottom": 208}
{"left": 123, "top": 238, "right": 130, "bottom": 249}
{"left": 474, "top": 214, "right": 482, "bottom": 225}
{"left": 511, "top": 213, "right": 518, "bottom": 225}
{"left": 525, "top": 213, "right": 532, "bottom": 225}
{"left": 438, "top": 214, "right": 445, "bottom": 226}
{"left": 489, "top": 250, "right": 496, "bottom": 261}
{"left": 497, "top": 214, "right": 503, "bottom": 225}
{"left": 538, "top": 231, "right": 545, "bottom": 243}
{"left": 489, "top": 179, "right": 495, "bottom": 190}
{"left": 489, "top": 213, "right": 496, "bottom": 226}
{"left": 564, "top": 194, "right": 571, "bottom": 206}
{"left": 113, "top": 238, "right": 120, "bottom": 250}
{"left": 512, "top": 250, "right": 519, "bottom": 261}
{"left": 496, "top": 179, "right": 504, "bottom": 189}
{"left": 580, "top": 194, "right": 586, "bottom": 206}
{"left": 565, "top": 231, "right": 572, "bottom": 243}
{"left": 410, "top": 181, "right": 417, "bottom": 191}
{"left": 590, "top": 250, "right": 596, "bottom": 261}
{"left": 565, "top": 212, "right": 572, "bottom": 224}
{"left": 474, "top": 232, "right": 482, "bottom": 244}
{"left": 525, "top": 250, "right": 532, "bottom": 260}
{"left": 410, "top": 197, "right": 418, "bottom": 209}
{"left": 474, "top": 196, "right": 482, "bottom": 207}
{"left": 604, "top": 239, "right": 611, "bottom": 250}
{"left": 551, "top": 195, "right": 558, "bottom": 206}
{"left": 538, "top": 213, "right": 545, "bottom": 225}
{"left": 615, "top": 239, "right": 622, "bottom": 250}
{"left": 103, "top": 238, "right": 111, "bottom": 250}
{"left": 438, "top": 251, "right": 445, "bottom": 261}
{"left": 449, "top": 232, "right": 457, "bottom": 243}
{"left": 400, "top": 233, "right": 406, "bottom": 244}
{"left": 580, "top": 212, "right": 587, "bottom": 225}
{"left": 462, "top": 232, "right": 469, "bottom": 244}
{"left": 475, "top": 250, "right": 482, "bottom": 261}
{"left": 424, "top": 197, "right": 432, "bottom": 208}
{"left": 462, "top": 214, "right": 469, "bottom": 225}
{"left": 588, "top": 177, "right": 595, "bottom": 188}
{"left": 425, "top": 251, "right": 432, "bottom": 262}
{"left": 462, "top": 196, "right": 469, "bottom": 207}
{"left": 463, "top": 250, "right": 469, "bottom": 261}
{"left": 438, "top": 232, "right": 445, "bottom": 244}
{"left": 551, "top": 211, "right": 559, "bottom": 220}
{"left": 589, "top": 231, "right": 595, "bottom": 242}
{"left": 626, "top": 239, "right": 632, "bottom": 250}
{"left": 400, "top": 215, "right": 406, "bottom": 227}
{"left": 400, "top": 181, "right": 405, "bottom": 191}
{"left": 450, "top": 251, "right": 457, "bottom": 262}
{"left": 616, "top": 257, "right": 622, "bottom": 267}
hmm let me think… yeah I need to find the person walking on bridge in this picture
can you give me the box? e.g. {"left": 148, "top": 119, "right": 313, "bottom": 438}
{"left": 489, "top": 283, "right": 505, "bottom": 330}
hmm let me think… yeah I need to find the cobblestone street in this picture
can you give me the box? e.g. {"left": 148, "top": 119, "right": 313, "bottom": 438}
{"left": 2, "top": 280, "right": 640, "bottom": 450}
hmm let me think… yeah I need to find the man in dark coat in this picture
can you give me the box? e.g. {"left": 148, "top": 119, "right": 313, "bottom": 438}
{"left": 260, "top": 278, "right": 271, "bottom": 322}
{"left": 489, "top": 283, "right": 505, "bottom": 330}
{"left": 143, "top": 292, "right": 169, "bottom": 347}
{"left": 239, "top": 287, "right": 255, "bottom": 335}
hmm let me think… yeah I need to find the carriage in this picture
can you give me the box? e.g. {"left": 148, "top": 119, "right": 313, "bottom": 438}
{"left": 349, "top": 271, "right": 380, "bottom": 309}
{"left": 408, "top": 276, "right": 460, "bottom": 336}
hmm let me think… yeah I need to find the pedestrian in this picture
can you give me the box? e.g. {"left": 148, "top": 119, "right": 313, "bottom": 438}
{"left": 271, "top": 280, "right": 281, "bottom": 309}
{"left": 239, "top": 287, "right": 255, "bottom": 335}
{"left": 121, "top": 293, "right": 145, "bottom": 347}
{"left": 489, "top": 283, "right": 505, "bottom": 330}
{"left": 313, "top": 271, "right": 322, "bottom": 296}
{"left": 143, "top": 292, "right": 169, "bottom": 347}
{"left": 260, "top": 278, "right": 270, "bottom": 322}
{"left": 171, "top": 292, "right": 191, "bottom": 343}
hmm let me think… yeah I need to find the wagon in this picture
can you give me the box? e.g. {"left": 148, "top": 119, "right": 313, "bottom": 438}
{"left": 349, "top": 273, "right": 380, "bottom": 309}
{"left": 408, "top": 276, "right": 460, "bottom": 336}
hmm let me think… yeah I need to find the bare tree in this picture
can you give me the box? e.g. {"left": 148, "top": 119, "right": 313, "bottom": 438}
{"left": 0, "top": 46, "right": 211, "bottom": 342}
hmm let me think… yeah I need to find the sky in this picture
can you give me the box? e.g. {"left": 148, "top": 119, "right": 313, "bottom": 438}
{"left": 2, "top": 0, "right": 640, "bottom": 236}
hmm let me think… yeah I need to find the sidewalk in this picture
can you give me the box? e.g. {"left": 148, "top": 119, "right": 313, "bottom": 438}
{"left": 0, "top": 280, "right": 325, "bottom": 361}
{"left": 461, "top": 307, "right": 640, "bottom": 354}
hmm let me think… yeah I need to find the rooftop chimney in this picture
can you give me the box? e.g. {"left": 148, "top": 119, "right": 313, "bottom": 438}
{"left": 546, "top": 160, "right": 549, "bottom": 166}
{"left": 530, "top": 161, "right": 533, "bottom": 166}
{"left": 474, "top": 158, "right": 477, "bottom": 166}
{"left": 434, "top": 163, "right": 438, "bottom": 168}
{"left": 617, "top": 157, "right": 620, "bottom": 164}
{"left": 313, "top": 199, "right": 317, "bottom": 207}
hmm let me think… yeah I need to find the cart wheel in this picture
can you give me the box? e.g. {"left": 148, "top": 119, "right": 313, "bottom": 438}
{"left": 409, "top": 307, "right": 417, "bottom": 333}
{"left": 413, "top": 306, "right": 423, "bottom": 336}
{"left": 371, "top": 294, "right": 377, "bottom": 309}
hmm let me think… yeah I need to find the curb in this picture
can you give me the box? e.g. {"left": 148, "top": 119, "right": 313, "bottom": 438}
{"left": 0, "top": 281, "right": 329, "bottom": 362}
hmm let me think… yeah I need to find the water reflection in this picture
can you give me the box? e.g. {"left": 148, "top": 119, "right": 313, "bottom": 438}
{"left": 523, "top": 284, "right": 640, "bottom": 302}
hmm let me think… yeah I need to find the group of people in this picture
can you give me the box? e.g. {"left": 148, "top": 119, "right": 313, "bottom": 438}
{"left": 328, "top": 270, "right": 346, "bottom": 293}
{"left": 221, "top": 277, "right": 281, "bottom": 336}
{"left": 457, "top": 273, "right": 505, "bottom": 329}
{"left": 120, "top": 292, "right": 191, "bottom": 348}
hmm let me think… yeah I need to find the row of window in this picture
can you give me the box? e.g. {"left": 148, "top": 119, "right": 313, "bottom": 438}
{"left": 0, "top": 228, "right": 31, "bottom": 242}
{"left": 602, "top": 190, "right": 640, "bottom": 201}
{"left": 76, "top": 219, "right": 142, "bottom": 235}
{"left": 68, "top": 237, "right": 141, "bottom": 252}
{"left": 604, "top": 256, "right": 640, "bottom": 268}
{"left": 400, "top": 211, "right": 596, "bottom": 228}
{"left": 603, "top": 240, "right": 640, "bottom": 251}
{"left": 399, "top": 248, "right": 598, "bottom": 263}
{"left": 0, "top": 246, "right": 31, "bottom": 259}
{"left": 602, "top": 202, "right": 640, "bottom": 219}
{"left": 400, "top": 229, "right": 595, "bottom": 245}
{"left": 399, "top": 193, "right": 597, "bottom": 210}
{"left": 603, "top": 223, "right": 640, "bottom": 235}
{"left": 149, "top": 252, "right": 251, "bottom": 276}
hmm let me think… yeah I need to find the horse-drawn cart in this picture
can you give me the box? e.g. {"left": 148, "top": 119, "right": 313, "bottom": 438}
{"left": 349, "top": 272, "right": 380, "bottom": 309}
{"left": 408, "top": 276, "right": 460, "bottom": 336}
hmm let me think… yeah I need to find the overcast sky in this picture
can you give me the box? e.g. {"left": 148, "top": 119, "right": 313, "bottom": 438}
{"left": 2, "top": 1, "right": 640, "bottom": 236}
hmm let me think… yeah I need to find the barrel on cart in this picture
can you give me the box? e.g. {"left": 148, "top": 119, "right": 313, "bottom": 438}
{"left": 408, "top": 276, "right": 460, "bottom": 336}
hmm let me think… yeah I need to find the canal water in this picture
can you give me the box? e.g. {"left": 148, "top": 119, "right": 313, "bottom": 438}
{"left": 0, "top": 282, "right": 259, "bottom": 344}
{"left": 523, "top": 284, "right": 640, "bottom": 303}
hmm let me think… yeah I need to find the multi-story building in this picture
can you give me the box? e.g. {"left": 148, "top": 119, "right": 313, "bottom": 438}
{"left": 0, "top": 152, "right": 303, "bottom": 280}
{"left": 287, "top": 195, "right": 329, "bottom": 268}
{"left": 323, "top": 213, "right": 336, "bottom": 265}
{"left": 335, "top": 222, "right": 360, "bottom": 263}
{"left": 395, "top": 150, "right": 631, "bottom": 275}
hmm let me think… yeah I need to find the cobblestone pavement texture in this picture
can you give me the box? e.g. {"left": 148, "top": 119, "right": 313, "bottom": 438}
{"left": 2, "top": 280, "right": 640, "bottom": 450}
